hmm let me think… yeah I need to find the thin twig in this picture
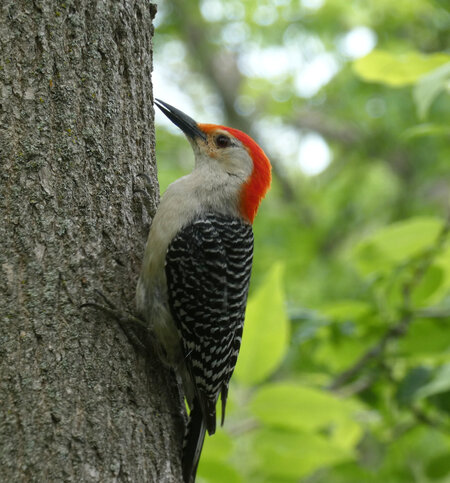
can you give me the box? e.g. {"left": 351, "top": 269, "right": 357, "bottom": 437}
{"left": 328, "top": 218, "right": 450, "bottom": 392}
{"left": 327, "top": 313, "right": 412, "bottom": 391}
{"left": 379, "top": 361, "right": 450, "bottom": 433}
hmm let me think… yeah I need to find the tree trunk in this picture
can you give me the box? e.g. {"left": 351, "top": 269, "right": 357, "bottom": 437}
{"left": 0, "top": 1, "right": 183, "bottom": 481}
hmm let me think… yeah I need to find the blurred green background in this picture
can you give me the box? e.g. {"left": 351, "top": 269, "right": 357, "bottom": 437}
{"left": 152, "top": 0, "right": 450, "bottom": 481}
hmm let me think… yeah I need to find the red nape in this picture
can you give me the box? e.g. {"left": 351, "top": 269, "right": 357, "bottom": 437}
{"left": 200, "top": 124, "right": 272, "bottom": 223}
{"left": 223, "top": 127, "right": 271, "bottom": 223}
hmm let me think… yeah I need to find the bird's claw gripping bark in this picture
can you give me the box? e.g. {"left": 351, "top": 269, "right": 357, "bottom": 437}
{"left": 81, "top": 290, "right": 149, "bottom": 352}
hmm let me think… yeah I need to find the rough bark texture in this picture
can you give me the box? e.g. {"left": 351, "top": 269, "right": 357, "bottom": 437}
{"left": 0, "top": 1, "right": 184, "bottom": 481}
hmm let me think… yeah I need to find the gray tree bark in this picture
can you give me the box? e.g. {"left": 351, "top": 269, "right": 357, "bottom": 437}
{"left": 0, "top": 1, "right": 184, "bottom": 481}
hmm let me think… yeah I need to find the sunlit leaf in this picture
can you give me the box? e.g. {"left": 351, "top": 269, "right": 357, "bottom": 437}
{"left": 398, "top": 318, "right": 450, "bottom": 359}
{"left": 415, "top": 364, "right": 450, "bottom": 400}
{"left": 330, "top": 418, "right": 364, "bottom": 451}
{"left": 401, "top": 123, "right": 450, "bottom": 140}
{"left": 411, "top": 265, "right": 445, "bottom": 306}
{"left": 252, "top": 428, "right": 353, "bottom": 479}
{"left": 320, "top": 300, "right": 372, "bottom": 322}
{"left": 353, "top": 217, "right": 444, "bottom": 275}
{"left": 201, "top": 429, "right": 233, "bottom": 462}
{"left": 234, "top": 263, "right": 289, "bottom": 385}
{"left": 197, "top": 459, "right": 242, "bottom": 483}
{"left": 250, "top": 382, "right": 362, "bottom": 431}
{"left": 413, "top": 62, "right": 450, "bottom": 119}
{"left": 315, "top": 332, "right": 378, "bottom": 372}
{"left": 433, "top": 244, "right": 450, "bottom": 301}
{"left": 353, "top": 50, "right": 450, "bottom": 86}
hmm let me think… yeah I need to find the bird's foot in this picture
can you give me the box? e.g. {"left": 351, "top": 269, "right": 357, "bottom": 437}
{"left": 81, "top": 290, "right": 149, "bottom": 352}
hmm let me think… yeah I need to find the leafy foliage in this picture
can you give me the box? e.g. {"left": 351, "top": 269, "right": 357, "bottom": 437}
{"left": 353, "top": 51, "right": 450, "bottom": 87}
{"left": 153, "top": 0, "right": 450, "bottom": 481}
{"left": 234, "top": 263, "right": 290, "bottom": 385}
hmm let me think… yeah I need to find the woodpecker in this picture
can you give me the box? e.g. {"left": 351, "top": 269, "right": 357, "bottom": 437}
{"left": 136, "top": 99, "right": 271, "bottom": 483}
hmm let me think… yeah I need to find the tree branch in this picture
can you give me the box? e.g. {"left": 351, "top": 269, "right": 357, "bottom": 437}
{"left": 328, "top": 218, "right": 450, "bottom": 392}
{"left": 293, "top": 110, "right": 363, "bottom": 146}
{"left": 327, "top": 312, "right": 413, "bottom": 391}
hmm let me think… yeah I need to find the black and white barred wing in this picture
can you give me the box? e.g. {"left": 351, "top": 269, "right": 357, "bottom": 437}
{"left": 165, "top": 213, "right": 253, "bottom": 433}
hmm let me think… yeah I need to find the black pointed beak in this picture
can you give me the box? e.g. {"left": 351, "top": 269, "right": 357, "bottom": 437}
{"left": 154, "top": 99, "right": 206, "bottom": 141}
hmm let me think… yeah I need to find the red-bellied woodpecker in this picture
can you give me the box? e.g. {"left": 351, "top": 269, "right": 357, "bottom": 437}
{"left": 136, "top": 99, "right": 271, "bottom": 483}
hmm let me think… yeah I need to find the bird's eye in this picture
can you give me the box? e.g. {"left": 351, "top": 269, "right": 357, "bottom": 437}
{"left": 215, "top": 134, "right": 231, "bottom": 148}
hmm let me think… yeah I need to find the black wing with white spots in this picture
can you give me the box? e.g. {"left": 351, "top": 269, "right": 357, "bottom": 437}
{"left": 165, "top": 212, "right": 253, "bottom": 434}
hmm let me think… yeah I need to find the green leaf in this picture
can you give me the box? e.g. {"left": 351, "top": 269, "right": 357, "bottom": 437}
{"left": 250, "top": 382, "right": 362, "bottom": 432}
{"left": 434, "top": 244, "right": 450, "bottom": 300}
{"left": 398, "top": 318, "right": 450, "bottom": 359}
{"left": 413, "top": 62, "right": 450, "bottom": 119}
{"left": 411, "top": 265, "right": 445, "bottom": 306}
{"left": 315, "top": 335, "right": 376, "bottom": 372}
{"left": 329, "top": 418, "right": 364, "bottom": 451}
{"left": 353, "top": 217, "right": 443, "bottom": 275}
{"left": 353, "top": 50, "right": 450, "bottom": 87}
{"left": 401, "top": 123, "right": 450, "bottom": 140}
{"left": 415, "top": 364, "right": 450, "bottom": 400}
{"left": 320, "top": 300, "right": 372, "bottom": 322}
{"left": 197, "top": 460, "right": 242, "bottom": 483}
{"left": 372, "top": 426, "right": 450, "bottom": 483}
{"left": 252, "top": 428, "right": 352, "bottom": 479}
{"left": 234, "top": 263, "right": 289, "bottom": 385}
{"left": 201, "top": 429, "right": 234, "bottom": 462}
{"left": 425, "top": 452, "right": 450, "bottom": 480}
{"left": 396, "top": 367, "right": 432, "bottom": 406}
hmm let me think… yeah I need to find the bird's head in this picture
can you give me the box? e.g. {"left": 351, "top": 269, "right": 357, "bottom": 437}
{"left": 155, "top": 99, "right": 271, "bottom": 223}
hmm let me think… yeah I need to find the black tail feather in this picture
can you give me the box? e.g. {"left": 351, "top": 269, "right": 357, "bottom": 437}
{"left": 182, "top": 399, "right": 207, "bottom": 483}
{"left": 220, "top": 384, "right": 228, "bottom": 426}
